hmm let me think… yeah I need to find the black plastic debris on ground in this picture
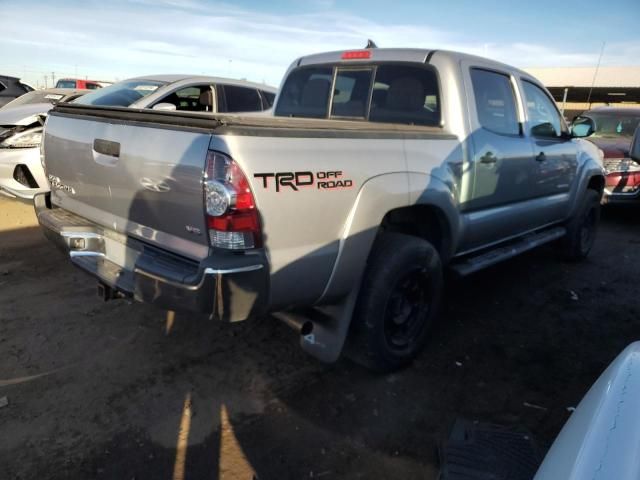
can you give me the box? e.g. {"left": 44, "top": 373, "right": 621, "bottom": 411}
{"left": 439, "top": 418, "right": 543, "bottom": 480}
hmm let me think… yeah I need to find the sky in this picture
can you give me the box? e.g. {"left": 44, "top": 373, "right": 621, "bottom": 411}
{"left": 0, "top": 0, "right": 639, "bottom": 88}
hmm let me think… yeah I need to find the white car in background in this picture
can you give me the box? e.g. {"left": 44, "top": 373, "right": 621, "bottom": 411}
{"left": 0, "top": 88, "right": 89, "bottom": 200}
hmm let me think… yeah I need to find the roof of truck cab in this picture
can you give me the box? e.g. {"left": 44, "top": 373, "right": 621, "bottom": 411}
{"left": 125, "top": 74, "right": 277, "bottom": 92}
{"left": 297, "top": 48, "right": 533, "bottom": 79}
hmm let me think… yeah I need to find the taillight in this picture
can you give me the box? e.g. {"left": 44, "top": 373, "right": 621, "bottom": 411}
{"left": 204, "top": 150, "right": 261, "bottom": 250}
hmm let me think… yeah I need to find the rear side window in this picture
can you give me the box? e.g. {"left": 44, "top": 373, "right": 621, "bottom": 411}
{"left": 261, "top": 91, "right": 275, "bottom": 108}
{"left": 86, "top": 83, "right": 101, "bottom": 90}
{"left": 369, "top": 65, "right": 440, "bottom": 126}
{"left": 276, "top": 64, "right": 440, "bottom": 126}
{"left": 220, "top": 85, "right": 262, "bottom": 112}
{"left": 470, "top": 69, "right": 520, "bottom": 136}
{"left": 276, "top": 67, "right": 333, "bottom": 118}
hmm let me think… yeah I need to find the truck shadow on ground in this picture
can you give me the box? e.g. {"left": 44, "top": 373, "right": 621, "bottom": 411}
{"left": 1, "top": 206, "right": 639, "bottom": 479}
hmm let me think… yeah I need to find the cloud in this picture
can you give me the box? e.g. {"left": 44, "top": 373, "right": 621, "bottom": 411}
{"left": 0, "top": 0, "right": 638, "bottom": 88}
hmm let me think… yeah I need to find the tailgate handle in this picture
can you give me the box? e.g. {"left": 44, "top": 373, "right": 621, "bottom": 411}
{"left": 93, "top": 139, "right": 120, "bottom": 158}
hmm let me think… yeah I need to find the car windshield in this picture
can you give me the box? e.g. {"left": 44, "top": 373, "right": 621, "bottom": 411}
{"left": 1, "top": 90, "right": 68, "bottom": 109}
{"left": 74, "top": 79, "right": 166, "bottom": 107}
{"left": 56, "top": 80, "right": 77, "bottom": 88}
{"left": 578, "top": 112, "right": 640, "bottom": 138}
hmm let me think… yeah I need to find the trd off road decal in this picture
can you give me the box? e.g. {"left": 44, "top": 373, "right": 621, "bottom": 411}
{"left": 253, "top": 171, "right": 354, "bottom": 192}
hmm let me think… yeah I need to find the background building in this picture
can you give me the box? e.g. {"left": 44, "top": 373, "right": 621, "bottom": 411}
{"left": 525, "top": 66, "right": 640, "bottom": 119}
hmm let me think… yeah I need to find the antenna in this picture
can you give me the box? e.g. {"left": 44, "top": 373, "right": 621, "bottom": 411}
{"left": 586, "top": 42, "right": 605, "bottom": 107}
{"left": 365, "top": 39, "right": 378, "bottom": 49}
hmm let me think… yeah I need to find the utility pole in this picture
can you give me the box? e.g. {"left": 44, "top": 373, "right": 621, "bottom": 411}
{"left": 51, "top": 71, "right": 56, "bottom": 87}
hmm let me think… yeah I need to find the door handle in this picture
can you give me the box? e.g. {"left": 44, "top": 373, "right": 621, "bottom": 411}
{"left": 93, "top": 139, "right": 120, "bottom": 158}
{"left": 92, "top": 139, "right": 121, "bottom": 167}
{"left": 535, "top": 152, "right": 546, "bottom": 162}
{"left": 479, "top": 152, "right": 497, "bottom": 164}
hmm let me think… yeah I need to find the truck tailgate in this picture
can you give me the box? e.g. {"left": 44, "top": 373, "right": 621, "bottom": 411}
{"left": 44, "top": 110, "right": 212, "bottom": 260}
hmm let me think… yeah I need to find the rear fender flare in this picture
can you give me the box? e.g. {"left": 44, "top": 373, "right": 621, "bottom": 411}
{"left": 568, "top": 145, "right": 605, "bottom": 218}
{"left": 318, "top": 172, "right": 458, "bottom": 304}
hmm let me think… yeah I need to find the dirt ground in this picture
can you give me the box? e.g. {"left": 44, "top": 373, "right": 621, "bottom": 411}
{"left": 1, "top": 195, "right": 639, "bottom": 480}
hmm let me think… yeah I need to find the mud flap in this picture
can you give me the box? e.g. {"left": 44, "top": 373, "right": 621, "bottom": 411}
{"left": 274, "top": 282, "right": 361, "bottom": 364}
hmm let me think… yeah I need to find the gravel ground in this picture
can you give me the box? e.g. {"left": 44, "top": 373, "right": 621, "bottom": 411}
{"left": 1, "top": 196, "right": 639, "bottom": 479}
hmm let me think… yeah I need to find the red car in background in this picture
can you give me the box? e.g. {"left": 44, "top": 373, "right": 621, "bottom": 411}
{"left": 55, "top": 78, "right": 112, "bottom": 90}
{"left": 572, "top": 107, "right": 640, "bottom": 204}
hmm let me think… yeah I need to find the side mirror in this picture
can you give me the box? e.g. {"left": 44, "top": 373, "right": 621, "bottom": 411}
{"left": 531, "top": 122, "right": 558, "bottom": 138}
{"left": 571, "top": 117, "right": 594, "bottom": 138}
{"left": 630, "top": 126, "right": 640, "bottom": 162}
{"left": 152, "top": 102, "right": 176, "bottom": 112}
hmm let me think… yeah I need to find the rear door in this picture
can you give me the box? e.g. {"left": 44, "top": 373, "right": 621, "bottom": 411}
{"left": 44, "top": 112, "right": 212, "bottom": 260}
{"left": 460, "top": 65, "right": 538, "bottom": 249}
{"left": 466, "top": 67, "right": 535, "bottom": 210}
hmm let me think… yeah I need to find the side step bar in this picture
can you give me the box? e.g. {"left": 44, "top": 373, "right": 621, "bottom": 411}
{"left": 451, "top": 226, "right": 566, "bottom": 277}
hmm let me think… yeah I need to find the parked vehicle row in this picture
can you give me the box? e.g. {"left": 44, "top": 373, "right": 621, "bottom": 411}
{"left": 0, "top": 75, "right": 34, "bottom": 108}
{"left": 36, "top": 47, "right": 605, "bottom": 372}
{"left": 0, "top": 76, "right": 276, "bottom": 200}
{"left": 55, "top": 78, "right": 112, "bottom": 90}
{"left": 0, "top": 88, "right": 89, "bottom": 200}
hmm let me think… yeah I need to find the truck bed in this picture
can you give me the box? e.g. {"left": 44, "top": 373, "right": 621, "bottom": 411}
{"left": 51, "top": 104, "right": 455, "bottom": 139}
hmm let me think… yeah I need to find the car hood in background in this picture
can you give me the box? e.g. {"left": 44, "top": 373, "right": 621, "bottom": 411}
{"left": 0, "top": 102, "right": 53, "bottom": 126}
{"left": 587, "top": 136, "right": 631, "bottom": 159}
{"left": 535, "top": 342, "right": 640, "bottom": 480}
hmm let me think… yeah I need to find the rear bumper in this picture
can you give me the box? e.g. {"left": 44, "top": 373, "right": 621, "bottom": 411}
{"left": 604, "top": 169, "right": 640, "bottom": 204}
{"left": 603, "top": 190, "right": 640, "bottom": 204}
{"left": 35, "top": 193, "right": 269, "bottom": 321}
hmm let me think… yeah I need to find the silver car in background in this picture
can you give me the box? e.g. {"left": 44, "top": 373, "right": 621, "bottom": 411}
{"left": 73, "top": 74, "right": 277, "bottom": 113}
{"left": 0, "top": 88, "right": 88, "bottom": 200}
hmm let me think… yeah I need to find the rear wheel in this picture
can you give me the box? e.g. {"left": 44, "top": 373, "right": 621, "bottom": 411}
{"left": 348, "top": 233, "right": 443, "bottom": 372}
{"left": 562, "top": 189, "right": 601, "bottom": 260}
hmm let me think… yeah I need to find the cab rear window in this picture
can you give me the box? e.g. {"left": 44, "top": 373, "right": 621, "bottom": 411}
{"left": 276, "top": 67, "right": 333, "bottom": 118}
{"left": 275, "top": 63, "right": 440, "bottom": 127}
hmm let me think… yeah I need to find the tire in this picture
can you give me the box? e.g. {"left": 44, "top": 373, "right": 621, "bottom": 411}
{"left": 562, "top": 189, "right": 601, "bottom": 260}
{"left": 348, "top": 233, "right": 443, "bottom": 372}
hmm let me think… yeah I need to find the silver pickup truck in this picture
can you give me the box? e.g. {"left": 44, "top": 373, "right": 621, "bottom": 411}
{"left": 36, "top": 48, "right": 605, "bottom": 371}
